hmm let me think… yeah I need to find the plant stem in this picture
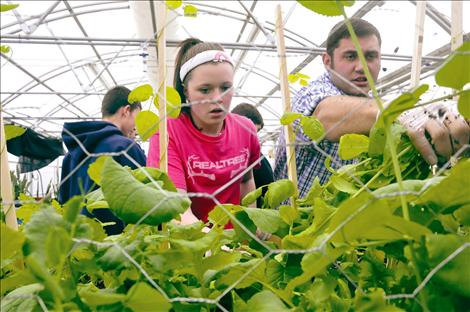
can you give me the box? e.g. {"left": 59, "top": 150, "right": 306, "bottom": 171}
{"left": 340, "top": 5, "right": 429, "bottom": 310}
{"left": 352, "top": 167, "right": 384, "bottom": 198}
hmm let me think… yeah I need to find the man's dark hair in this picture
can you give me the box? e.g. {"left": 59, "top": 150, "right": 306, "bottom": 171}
{"left": 101, "top": 86, "right": 142, "bottom": 117}
{"left": 326, "top": 18, "right": 381, "bottom": 57}
{"left": 231, "top": 103, "right": 264, "bottom": 130}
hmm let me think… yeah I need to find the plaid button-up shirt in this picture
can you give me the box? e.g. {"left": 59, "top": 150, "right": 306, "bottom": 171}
{"left": 274, "top": 72, "right": 355, "bottom": 198}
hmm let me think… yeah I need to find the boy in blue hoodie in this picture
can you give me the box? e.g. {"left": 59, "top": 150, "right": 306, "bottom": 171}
{"left": 58, "top": 85, "right": 146, "bottom": 235}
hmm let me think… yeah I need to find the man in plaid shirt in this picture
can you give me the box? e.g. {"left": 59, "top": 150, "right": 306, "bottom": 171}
{"left": 274, "top": 18, "right": 469, "bottom": 199}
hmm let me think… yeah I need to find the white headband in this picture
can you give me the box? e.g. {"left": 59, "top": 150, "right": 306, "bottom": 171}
{"left": 179, "top": 50, "right": 234, "bottom": 81}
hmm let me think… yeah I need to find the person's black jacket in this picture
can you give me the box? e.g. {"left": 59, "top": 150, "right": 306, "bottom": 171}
{"left": 58, "top": 121, "right": 146, "bottom": 235}
{"left": 254, "top": 154, "right": 274, "bottom": 207}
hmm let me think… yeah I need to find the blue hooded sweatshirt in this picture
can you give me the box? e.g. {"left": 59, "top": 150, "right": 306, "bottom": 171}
{"left": 59, "top": 120, "right": 146, "bottom": 235}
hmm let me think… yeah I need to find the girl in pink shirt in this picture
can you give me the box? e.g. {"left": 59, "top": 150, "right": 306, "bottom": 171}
{"left": 147, "top": 38, "right": 261, "bottom": 225}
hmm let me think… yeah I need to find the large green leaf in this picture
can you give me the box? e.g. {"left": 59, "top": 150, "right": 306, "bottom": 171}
{"left": 280, "top": 112, "right": 302, "bottom": 125}
{"left": 135, "top": 110, "right": 159, "bottom": 141}
{"left": 78, "top": 284, "right": 127, "bottom": 307}
{"left": 286, "top": 241, "right": 347, "bottom": 293}
{"left": 15, "top": 194, "right": 41, "bottom": 223}
{"left": 435, "top": 41, "right": 470, "bottom": 90}
{"left": 169, "top": 228, "right": 220, "bottom": 253}
{"left": 4, "top": 124, "right": 26, "bottom": 140}
{"left": 168, "top": 221, "right": 205, "bottom": 240}
{"left": 125, "top": 282, "right": 171, "bottom": 312}
{"left": 62, "top": 196, "right": 83, "bottom": 225}
{"left": 87, "top": 156, "right": 107, "bottom": 186}
{"left": 132, "top": 166, "right": 177, "bottom": 192}
{"left": 300, "top": 115, "right": 325, "bottom": 141}
{"left": 338, "top": 134, "right": 369, "bottom": 160}
{"left": 457, "top": 88, "right": 470, "bottom": 119}
{"left": 101, "top": 157, "right": 190, "bottom": 225}
{"left": 0, "top": 284, "right": 42, "bottom": 312}
{"left": 305, "top": 276, "right": 337, "bottom": 307}
{"left": 202, "top": 251, "right": 242, "bottom": 273}
{"left": 24, "top": 207, "right": 69, "bottom": 262}
{"left": 128, "top": 84, "right": 153, "bottom": 103}
{"left": 369, "top": 122, "right": 405, "bottom": 157}
{"left": 265, "top": 179, "right": 295, "bottom": 208}
{"left": 366, "top": 215, "right": 431, "bottom": 241}
{"left": 96, "top": 243, "right": 133, "bottom": 272}
{"left": 368, "top": 125, "right": 386, "bottom": 156}
{"left": 377, "top": 84, "right": 429, "bottom": 126}
{"left": 24, "top": 255, "right": 64, "bottom": 300}
{"left": 0, "top": 271, "right": 36, "bottom": 296}
{"left": 241, "top": 186, "right": 263, "bottom": 207}
{"left": 213, "top": 259, "right": 267, "bottom": 289}
{"left": 1, "top": 223, "right": 24, "bottom": 261}
{"left": 154, "top": 86, "right": 182, "bottom": 118}
{"left": 243, "top": 207, "right": 285, "bottom": 233}
{"left": 279, "top": 204, "right": 299, "bottom": 226}
{"left": 354, "top": 288, "right": 403, "bottom": 312}
{"left": 453, "top": 204, "right": 470, "bottom": 226}
{"left": 426, "top": 234, "right": 470, "bottom": 298}
{"left": 246, "top": 290, "right": 290, "bottom": 311}
{"left": 297, "top": 0, "right": 354, "bottom": 17}
{"left": 208, "top": 204, "right": 243, "bottom": 228}
{"left": 416, "top": 159, "right": 470, "bottom": 211}
{"left": 326, "top": 193, "right": 393, "bottom": 244}
{"left": 45, "top": 226, "right": 72, "bottom": 267}
{"left": 330, "top": 174, "right": 358, "bottom": 194}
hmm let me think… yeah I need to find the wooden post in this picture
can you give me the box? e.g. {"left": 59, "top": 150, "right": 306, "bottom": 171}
{"left": 0, "top": 110, "right": 18, "bottom": 230}
{"left": 451, "top": 1, "right": 463, "bottom": 124}
{"left": 156, "top": 1, "right": 168, "bottom": 173}
{"left": 275, "top": 5, "right": 298, "bottom": 200}
{"left": 410, "top": 0, "right": 426, "bottom": 88}
{"left": 450, "top": 1, "right": 463, "bottom": 51}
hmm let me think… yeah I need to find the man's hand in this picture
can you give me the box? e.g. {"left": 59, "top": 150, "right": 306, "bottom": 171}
{"left": 399, "top": 104, "right": 470, "bottom": 165}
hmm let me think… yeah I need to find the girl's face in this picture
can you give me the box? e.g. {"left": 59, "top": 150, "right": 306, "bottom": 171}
{"left": 184, "top": 61, "right": 234, "bottom": 135}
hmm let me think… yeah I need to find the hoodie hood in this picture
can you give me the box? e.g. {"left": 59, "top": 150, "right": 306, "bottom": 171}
{"left": 62, "top": 121, "right": 123, "bottom": 152}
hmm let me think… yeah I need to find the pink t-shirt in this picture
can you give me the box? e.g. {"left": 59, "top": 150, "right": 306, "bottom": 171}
{"left": 147, "top": 113, "right": 261, "bottom": 223}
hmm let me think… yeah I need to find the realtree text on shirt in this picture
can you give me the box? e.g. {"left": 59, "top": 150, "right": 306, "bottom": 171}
{"left": 147, "top": 112, "right": 261, "bottom": 222}
{"left": 274, "top": 72, "right": 355, "bottom": 198}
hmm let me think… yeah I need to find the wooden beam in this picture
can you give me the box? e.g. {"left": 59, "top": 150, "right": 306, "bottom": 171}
{"left": 156, "top": 1, "right": 168, "bottom": 173}
{"left": 451, "top": 1, "right": 463, "bottom": 51}
{"left": 275, "top": 5, "right": 298, "bottom": 201}
{"left": 410, "top": 0, "right": 426, "bottom": 88}
{"left": 451, "top": 1, "right": 463, "bottom": 105}
{"left": 1, "top": 110, "right": 18, "bottom": 230}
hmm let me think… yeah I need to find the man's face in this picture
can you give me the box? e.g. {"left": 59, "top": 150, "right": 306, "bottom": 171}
{"left": 323, "top": 35, "right": 381, "bottom": 95}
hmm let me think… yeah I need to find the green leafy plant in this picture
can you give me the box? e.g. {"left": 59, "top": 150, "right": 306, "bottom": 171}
{"left": 1, "top": 1, "right": 469, "bottom": 311}
{"left": 128, "top": 84, "right": 182, "bottom": 142}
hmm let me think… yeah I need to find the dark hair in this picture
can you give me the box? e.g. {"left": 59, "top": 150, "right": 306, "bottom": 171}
{"left": 101, "top": 86, "right": 141, "bottom": 117}
{"left": 231, "top": 103, "right": 264, "bottom": 130}
{"left": 173, "top": 38, "right": 225, "bottom": 112}
{"left": 326, "top": 18, "right": 381, "bottom": 57}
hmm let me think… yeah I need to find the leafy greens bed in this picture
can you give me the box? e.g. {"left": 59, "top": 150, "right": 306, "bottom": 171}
{"left": 2, "top": 1, "right": 470, "bottom": 311}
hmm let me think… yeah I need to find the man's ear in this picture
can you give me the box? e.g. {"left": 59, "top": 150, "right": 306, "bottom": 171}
{"left": 121, "top": 105, "right": 131, "bottom": 116}
{"left": 322, "top": 52, "right": 332, "bottom": 69}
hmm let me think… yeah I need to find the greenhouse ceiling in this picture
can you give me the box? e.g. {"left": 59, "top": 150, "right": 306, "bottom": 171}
{"left": 1, "top": 0, "right": 469, "bottom": 148}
